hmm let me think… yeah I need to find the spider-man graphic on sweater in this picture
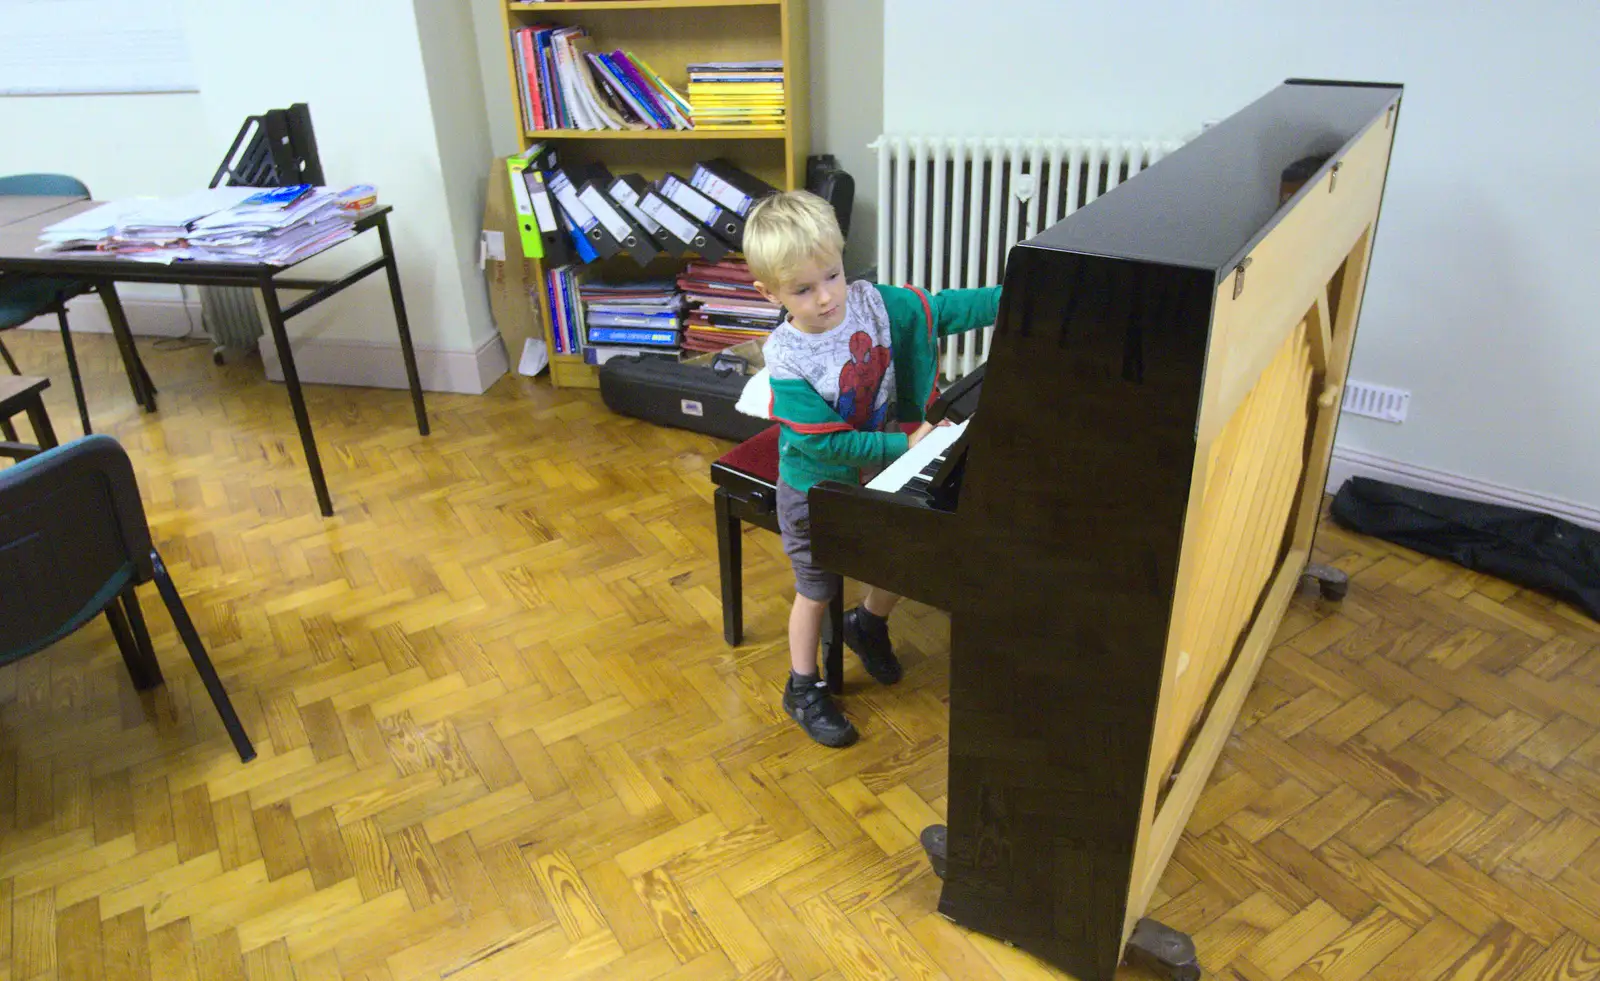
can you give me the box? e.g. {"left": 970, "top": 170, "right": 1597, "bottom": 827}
{"left": 835, "top": 331, "right": 892, "bottom": 430}
{"left": 764, "top": 281, "right": 899, "bottom": 436}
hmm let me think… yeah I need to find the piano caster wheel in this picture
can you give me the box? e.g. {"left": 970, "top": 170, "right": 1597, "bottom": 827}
{"left": 1126, "top": 918, "right": 1201, "bottom": 981}
{"left": 920, "top": 824, "right": 948, "bottom": 880}
{"left": 1304, "top": 562, "right": 1349, "bottom": 602}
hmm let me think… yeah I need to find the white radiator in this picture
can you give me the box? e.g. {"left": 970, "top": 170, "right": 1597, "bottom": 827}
{"left": 873, "top": 133, "right": 1189, "bottom": 379}
{"left": 199, "top": 285, "right": 265, "bottom": 358}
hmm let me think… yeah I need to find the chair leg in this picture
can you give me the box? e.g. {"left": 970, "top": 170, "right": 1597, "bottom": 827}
{"left": 0, "top": 334, "right": 18, "bottom": 374}
{"left": 0, "top": 418, "right": 15, "bottom": 444}
{"left": 56, "top": 307, "right": 92, "bottom": 435}
{"left": 822, "top": 580, "right": 845, "bottom": 694}
{"left": 104, "top": 600, "right": 141, "bottom": 678}
{"left": 117, "top": 584, "right": 164, "bottom": 690}
{"left": 715, "top": 488, "right": 743, "bottom": 646}
{"left": 149, "top": 551, "right": 256, "bottom": 762}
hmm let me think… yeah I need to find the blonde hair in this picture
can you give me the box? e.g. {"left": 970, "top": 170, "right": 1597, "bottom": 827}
{"left": 742, "top": 190, "right": 845, "bottom": 288}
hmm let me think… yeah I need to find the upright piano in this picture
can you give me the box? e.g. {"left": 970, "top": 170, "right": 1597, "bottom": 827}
{"left": 810, "top": 79, "right": 1402, "bottom": 981}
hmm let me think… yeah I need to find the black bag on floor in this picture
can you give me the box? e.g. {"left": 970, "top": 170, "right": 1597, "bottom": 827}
{"left": 599, "top": 355, "right": 769, "bottom": 442}
{"left": 1330, "top": 476, "right": 1600, "bottom": 621}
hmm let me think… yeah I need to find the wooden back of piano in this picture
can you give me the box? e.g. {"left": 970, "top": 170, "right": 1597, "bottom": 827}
{"left": 933, "top": 80, "right": 1402, "bottom": 980}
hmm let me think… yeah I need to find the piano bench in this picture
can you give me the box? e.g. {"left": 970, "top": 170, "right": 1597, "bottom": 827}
{"left": 710, "top": 424, "right": 846, "bottom": 693}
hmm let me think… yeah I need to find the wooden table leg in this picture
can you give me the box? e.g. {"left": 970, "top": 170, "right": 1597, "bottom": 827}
{"left": 55, "top": 306, "right": 92, "bottom": 434}
{"left": 375, "top": 212, "right": 430, "bottom": 436}
{"left": 96, "top": 282, "right": 157, "bottom": 412}
{"left": 23, "top": 393, "right": 56, "bottom": 450}
{"left": 259, "top": 281, "right": 334, "bottom": 516}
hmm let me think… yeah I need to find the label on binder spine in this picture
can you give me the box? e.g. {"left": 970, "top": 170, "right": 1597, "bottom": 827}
{"left": 639, "top": 194, "right": 698, "bottom": 244}
{"left": 578, "top": 186, "right": 633, "bottom": 242}
{"left": 548, "top": 171, "right": 597, "bottom": 234}
{"left": 691, "top": 169, "right": 751, "bottom": 215}
{"left": 609, "top": 179, "right": 663, "bottom": 234}
{"left": 661, "top": 175, "right": 721, "bottom": 225}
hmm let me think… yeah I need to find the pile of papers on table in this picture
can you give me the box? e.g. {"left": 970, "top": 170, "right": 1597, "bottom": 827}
{"left": 36, "top": 185, "right": 369, "bottom": 265}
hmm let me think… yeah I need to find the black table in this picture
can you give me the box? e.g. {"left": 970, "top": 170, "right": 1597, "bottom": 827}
{"left": 0, "top": 195, "right": 84, "bottom": 227}
{"left": 0, "top": 198, "right": 429, "bottom": 516}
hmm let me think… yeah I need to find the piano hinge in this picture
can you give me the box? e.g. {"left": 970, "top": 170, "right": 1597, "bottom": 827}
{"left": 1232, "top": 258, "right": 1251, "bottom": 299}
{"left": 1329, "top": 162, "right": 1341, "bottom": 192}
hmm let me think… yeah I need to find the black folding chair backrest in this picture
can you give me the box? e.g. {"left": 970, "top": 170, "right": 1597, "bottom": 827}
{"left": 0, "top": 435, "right": 153, "bottom": 665}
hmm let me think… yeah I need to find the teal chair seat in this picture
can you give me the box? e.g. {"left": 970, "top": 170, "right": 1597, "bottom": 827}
{"left": 0, "top": 276, "right": 86, "bottom": 329}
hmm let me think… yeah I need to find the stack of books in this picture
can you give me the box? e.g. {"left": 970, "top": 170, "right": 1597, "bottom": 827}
{"left": 545, "top": 266, "right": 585, "bottom": 355}
{"left": 579, "top": 280, "right": 685, "bottom": 364}
{"left": 37, "top": 184, "right": 360, "bottom": 265}
{"left": 511, "top": 25, "right": 692, "bottom": 132}
{"left": 678, "top": 260, "right": 785, "bottom": 353}
{"left": 686, "top": 61, "right": 784, "bottom": 130}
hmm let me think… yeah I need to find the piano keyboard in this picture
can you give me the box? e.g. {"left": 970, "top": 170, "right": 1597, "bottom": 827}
{"left": 867, "top": 418, "right": 971, "bottom": 494}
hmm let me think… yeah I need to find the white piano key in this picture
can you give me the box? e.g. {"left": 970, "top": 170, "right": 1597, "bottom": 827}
{"left": 866, "top": 418, "right": 971, "bottom": 493}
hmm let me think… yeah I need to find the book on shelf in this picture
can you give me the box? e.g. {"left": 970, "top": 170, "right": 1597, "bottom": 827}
{"left": 583, "top": 345, "right": 677, "bottom": 367}
{"left": 678, "top": 259, "right": 784, "bottom": 354}
{"left": 544, "top": 265, "right": 586, "bottom": 355}
{"left": 686, "top": 61, "right": 785, "bottom": 129}
{"left": 511, "top": 24, "right": 693, "bottom": 132}
{"left": 580, "top": 279, "right": 684, "bottom": 357}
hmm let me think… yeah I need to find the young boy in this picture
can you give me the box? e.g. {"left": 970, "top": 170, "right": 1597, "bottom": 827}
{"left": 744, "top": 190, "right": 1002, "bottom": 747}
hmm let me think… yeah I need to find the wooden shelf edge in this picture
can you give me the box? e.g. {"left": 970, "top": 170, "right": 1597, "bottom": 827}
{"left": 522, "top": 128, "right": 786, "bottom": 140}
{"left": 509, "top": 0, "right": 780, "bottom": 11}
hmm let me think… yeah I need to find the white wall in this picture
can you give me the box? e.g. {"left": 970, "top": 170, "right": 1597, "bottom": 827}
{"left": 413, "top": 0, "right": 496, "bottom": 354}
{"left": 472, "top": 0, "right": 523, "bottom": 159}
{"left": 0, "top": 1, "right": 498, "bottom": 390}
{"left": 810, "top": 0, "right": 883, "bottom": 277}
{"left": 884, "top": 0, "right": 1600, "bottom": 514}
{"left": 0, "top": 94, "right": 213, "bottom": 311}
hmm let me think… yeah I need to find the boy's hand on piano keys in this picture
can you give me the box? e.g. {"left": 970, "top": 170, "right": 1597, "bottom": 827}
{"left": 907, "top": 421, "right": 936, "bottom": 449}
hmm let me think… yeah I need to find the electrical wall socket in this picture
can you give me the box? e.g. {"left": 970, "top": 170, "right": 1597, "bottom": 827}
{"left": 1342, "top": 380, "right": 1410, "bottom": 423}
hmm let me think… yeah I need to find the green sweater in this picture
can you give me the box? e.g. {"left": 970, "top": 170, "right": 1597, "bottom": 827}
{"left": 767, "top": 282, "right": 1002, "bottom": 493}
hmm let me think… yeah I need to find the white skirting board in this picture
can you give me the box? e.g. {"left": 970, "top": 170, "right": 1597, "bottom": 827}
{"left": 259, "top": 330, "right": 508, "bottom": 396}
{"left": 1326, "top": 446, "right": 1600, "bottom": 532}
{"left": 24, "top": 289, "right": 198, "bottom": 339}
{"left": 29, "top": 292, "right": 509, "bottom": 395}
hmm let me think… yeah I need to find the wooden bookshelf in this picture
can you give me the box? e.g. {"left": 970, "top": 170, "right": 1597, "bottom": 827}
{"left": 522, "top": 128, "right": 787, "bottom": 140}
{"left": 498, "top": 0, "right": 809, "bottom": 388}
{"left": 509, "top": 1, "right": 782, "bottom": 10}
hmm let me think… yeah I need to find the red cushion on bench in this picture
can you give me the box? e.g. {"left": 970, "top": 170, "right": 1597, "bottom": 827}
{"left": 715, "top": 424, "right": 781, "bottom": 485}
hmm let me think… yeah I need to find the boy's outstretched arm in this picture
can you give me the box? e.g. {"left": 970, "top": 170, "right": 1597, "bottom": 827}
{"left": 928, "top": 285, "right": 1003, "bottom": 337}
{"left": 876, "top": 284, "right": 1003, "bottom": 339}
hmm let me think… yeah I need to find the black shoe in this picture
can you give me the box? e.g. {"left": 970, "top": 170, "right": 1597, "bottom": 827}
{"left": 783, "top": 676, "right": 858, "bottom": 747}
{"left": 844, "top": 608, "right": 902, "bottom": 684}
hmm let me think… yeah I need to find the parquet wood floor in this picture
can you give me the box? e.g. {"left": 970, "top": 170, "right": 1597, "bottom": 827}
{"left": 2, "top": 329, "right": 1599, "bottom": 981}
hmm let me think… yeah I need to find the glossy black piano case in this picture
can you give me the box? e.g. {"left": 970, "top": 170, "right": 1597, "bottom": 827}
{"left": 599, "top": 355, "right": 770, "bottom": 442}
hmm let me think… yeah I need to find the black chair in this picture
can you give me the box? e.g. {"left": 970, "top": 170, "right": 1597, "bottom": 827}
{"left": 0, "top": 173, "right": 100, "bottom": 436}
{"left": 0, "top": 435, "right": 255, "bottom": 761}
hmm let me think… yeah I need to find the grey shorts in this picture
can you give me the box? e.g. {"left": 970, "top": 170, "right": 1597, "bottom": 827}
{"left": 777, "top": 480, "right": 843, "bottom": 602}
